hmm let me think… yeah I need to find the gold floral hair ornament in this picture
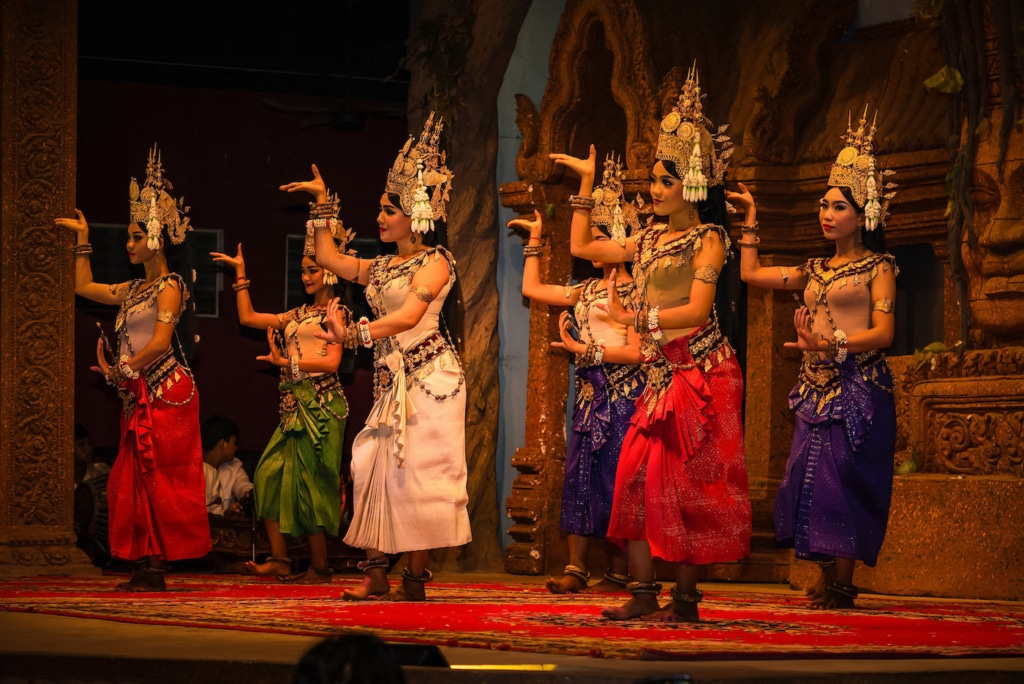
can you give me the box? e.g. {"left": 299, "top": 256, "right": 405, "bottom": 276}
{"left": 128, "top": 145, "right": 191, "bottom": 250}
{"left": 827, "top": 105, "right": 897, "bottom": 231}
{"left": 384, "top": 111, "right": 452, "bottom": 234}
{"left": 304, "top": 192, "right": 356, "bottom": 286}
{"left": 590, "top": 154, "right": 640, "bottom": 242}
{"left": 656, "top": 63, "right": 732, "bottom": 202}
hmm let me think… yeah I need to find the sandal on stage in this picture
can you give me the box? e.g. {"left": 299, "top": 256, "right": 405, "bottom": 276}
{"left": 116, "top": 564, "right": 166, "bottom": 592}
{"left": 387, "top": 567, "right": 432, "bottom": 602}
{"left": 342, "top": 556, "right": 391, "bottom": 600}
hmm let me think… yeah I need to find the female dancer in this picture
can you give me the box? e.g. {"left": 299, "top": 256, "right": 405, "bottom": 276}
{"left": 554, "top": 67, "right": 752, "bottom": 621}
{"left": 210, "top": 239, "right": 349, "bottom": 584}
{"left": 729, "top": 108, "right": 897, "bottom": 609}
{"left": 280, "top": 113, "right": 470, "bottom": 601}
{"left": 56, "top": 146, "right": 210, "bottom": 591}
{"left": 507, "top": 155, "right": 642, "bottom": 594}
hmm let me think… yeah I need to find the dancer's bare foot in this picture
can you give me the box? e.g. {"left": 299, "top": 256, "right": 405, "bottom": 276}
{"left": 648, "top": 586, "right": 702, "bottom": 622}
{"left": 342, "top": 574, "right": 390, "bottom": 600}
{"left": 807, "top": 561, "right": 835, "bottom": 601}
{"left": 810, "top": 583, "right": 857, "bottom": 610}
{"left": 545, "top": 574, "right": 587, "bottom": 594}
{"left": 582, "top": 577, "right": 628, "bottom": 594}
{"left": 115, "top": 567, "right": 166, "bottom": 592}
{"left": 601, "top": 593, "right": 661, "bottom": 620}
{"left": 279, "top": 567, "right": 333, "bottom": 585}
{"left": 650, "top": 599, "right": 700, "bottom": 622}
{"left": 244, "top": 557, "right": 291, "bottom": 577}
{"left": 386, "top": 567, "right": 431, "bottom": 602}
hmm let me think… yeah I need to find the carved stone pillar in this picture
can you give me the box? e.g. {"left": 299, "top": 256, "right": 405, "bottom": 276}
{"left": 0, "top": 0, "right": 93, "bottom": 576}
{"left": 734, "top": 275, "right": 803, "bottom": 582}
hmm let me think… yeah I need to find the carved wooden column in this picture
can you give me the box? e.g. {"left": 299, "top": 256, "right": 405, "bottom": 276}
{"left": 499, "top": 0, "right": 660, "bottom": 574}
{"left": 0, "top": 0, "right": 92, "bottom": 576}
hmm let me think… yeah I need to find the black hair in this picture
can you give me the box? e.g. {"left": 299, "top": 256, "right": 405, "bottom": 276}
{"left": 163, "top": 231, "right": 199, "bottom": 362}
{"left": 834, "top": 185, "right": 886, "bottom": 253}
{"left": 387, "top": 192, "right": 463, "bottom": 353}
{"left": 200, "top": 415, "right": 239, "bottom": 453}
{"left": 292, "top": 633, "right": 406, "bottom": 684}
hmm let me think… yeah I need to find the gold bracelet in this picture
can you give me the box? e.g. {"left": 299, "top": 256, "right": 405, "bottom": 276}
{"left": 735, "top": 239, "right": 760, "bottom": 247}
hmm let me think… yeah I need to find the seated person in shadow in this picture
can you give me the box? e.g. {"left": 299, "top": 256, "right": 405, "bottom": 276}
{"left": 293, "top": 633, "right": 406, "bottom": 684}
{"left": 73, "top": 423, "right": 110, "bottom": 567}
{"left": 201, "top": 415, "right": 254, "bottom": 518}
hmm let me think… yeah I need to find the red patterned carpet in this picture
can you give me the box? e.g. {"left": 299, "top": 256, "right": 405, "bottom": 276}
{"left": 2, "top": 574, "right": 1022, "bottom": 661}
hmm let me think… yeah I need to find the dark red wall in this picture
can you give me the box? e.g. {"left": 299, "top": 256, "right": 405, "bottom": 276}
{"left": 73, "top": 79, "right": 407, "bottom": 457}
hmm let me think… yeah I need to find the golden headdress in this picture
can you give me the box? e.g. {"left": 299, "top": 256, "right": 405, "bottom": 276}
{"left": 656, "top": 63, "right": 732, "bottom": 202}
{"left": 827, "top": 106, "right": 897, "bottom": 231}
{"left": 128, "top": 145, "right": 191, "bottom": 250}
{"left": 384, "top": 112, "right": 453, "bottom": 234}
{"left": 590, "top": 154, "right": 640, "bottom": 242}
{"left": 304, "top": 192, "right": 356, "bottom": 286}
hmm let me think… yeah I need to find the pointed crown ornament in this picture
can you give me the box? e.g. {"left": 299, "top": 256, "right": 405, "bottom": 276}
{"left": 656, "top": 63, "right": 733, "bottom": 203}
{"left": 827, "top": 105, "right": 897, "bottom": 231}
{"left": 385, "top": 112, "right": 453, "bottom": 234}
{"left": 128, "top": 145, "right": 191, "bottom": 250}
{"left": 304, "top": 192, "right": 356, "bottom": 286}
{"left": 590, "top": 154, "right": 641, "bottom": 242}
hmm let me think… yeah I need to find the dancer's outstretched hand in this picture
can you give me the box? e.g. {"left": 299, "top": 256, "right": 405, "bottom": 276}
{"left": 55, "top": 209, "right": 89, "bottom": 238}
{"left": 783, "top": 306, "right": 820, "bottom": 351}
{"left": 507, "top": 209, "right": 544, "bottom": 242}
{"left": 210, "top": 243, "right": 245, "bottom": 273}
{"left": 599, "top": 268, "right": 631, "bottom": 325}
{"left": 549, "top": 144, "right": 596, "bottom": 180}
{"left": 551, "top": 310, "right": 585, "bottom": 355}
{"left": 256, "top": 328, "right": 286, "bottom": 367}
{"left": 279, "top": 164, "right": 328, "bottom": 203}
{"left": 313, "top": 298, "right": 350, "bottom": 345}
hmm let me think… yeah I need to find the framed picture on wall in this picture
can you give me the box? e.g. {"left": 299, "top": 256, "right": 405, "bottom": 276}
{"left": 76, "top": 223, "right": 223, "bottom": 318}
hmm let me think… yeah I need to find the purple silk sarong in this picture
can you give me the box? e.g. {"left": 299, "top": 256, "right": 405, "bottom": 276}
{"left": 774, "top": 353, "right": 896, "bottom": 567}
{"left": 559, "top": 363, "right": 642, "bottom": 537}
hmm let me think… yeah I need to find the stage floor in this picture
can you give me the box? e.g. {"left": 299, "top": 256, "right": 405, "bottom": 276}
{"left": 2, "top": 573, "right": 1023, "bottom": 683}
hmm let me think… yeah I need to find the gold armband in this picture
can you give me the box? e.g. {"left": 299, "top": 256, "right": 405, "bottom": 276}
{"left": 693, "top": 265, "right": 720, "bottom": 284}
{"left": 156, "top": 309, "right": 179, "bottom": 324}
{"left": 411, "top": 285, "right": 434, "bottom": 303}
{"left": 872, "top": 298, "right": 894, "bottom": 313}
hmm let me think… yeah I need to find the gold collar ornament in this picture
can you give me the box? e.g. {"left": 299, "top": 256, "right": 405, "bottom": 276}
{"left": 590, "top": 154, "right": 640, "bottom": 243}
{"left": 128, "top": 145, "right": 191, "bottom": 250}
{"left": 384, "top": 112, "right": 453, "bottom": 234}
{"left": 655, "top": 63, "right": 732, "bottom": 202}
{"left": 827, "top": 106, "right": 897, "bottom": 231}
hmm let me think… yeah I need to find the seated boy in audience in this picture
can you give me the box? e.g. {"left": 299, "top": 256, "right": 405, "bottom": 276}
{"left": 200, "top": 415, "right": 254, "bottom": 518}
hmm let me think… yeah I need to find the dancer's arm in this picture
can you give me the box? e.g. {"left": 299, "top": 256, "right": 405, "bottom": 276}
{"left": 552, "top": 145, "right": 637, "bottom": 264}
{"left": 727, "top": 183, "right": 808, "bottom": 291}
{"left": 648, "top": 232, "right": 724, "bottom": 331}
{"left": 507, "top": 210, "right": 581, "bottom": 307}
{"left": 55, "top": 209, "right": 130, "bottom": 305}
{"left": 280, "top": 164, "right": 372, "bottom": 285}
{"left": 362, "top": 253, "right": 450, "bottom": 340}
{"left": 210, "top": 243, "right": 284, "bottom": 329}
